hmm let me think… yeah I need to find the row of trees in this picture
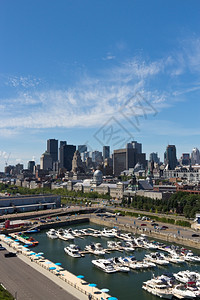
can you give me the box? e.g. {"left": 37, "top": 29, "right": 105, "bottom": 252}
{"left": 122, "top": 191, "right": 200, "bottom": 219}
{"left": 0, "top": 183, "right": 111, "bottom": 200}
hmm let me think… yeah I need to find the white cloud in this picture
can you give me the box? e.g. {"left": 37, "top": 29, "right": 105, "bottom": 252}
{"left": 0, "top": 57, "right": 167, "bottom": 131}
{"left": 5, "top": 75, "right": 42, "bottom": 89}
{"left": 1, "top": 42, "right": 200, "bottom": 133}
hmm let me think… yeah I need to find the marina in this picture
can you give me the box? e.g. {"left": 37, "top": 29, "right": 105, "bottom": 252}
{"left": 4, "top": 222, "right": 199, "bottom": 300}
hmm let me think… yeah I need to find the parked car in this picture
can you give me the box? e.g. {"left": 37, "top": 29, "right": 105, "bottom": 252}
{"left": 151, "top": 223, "right": 159, "bottom": 226}
{"left": 137, "top": 216, "right": 141, "bottom": 220}
{"left": 0, "top": 244, "right": 6, "bottom": 251}
{"left": 161, "top": 226, "right": 168, "bottom": 230}
{"left": 4, "top": 252, "right": 17, "bottom": 257}
{"left": 192, "top": 233, "right": 199, "bottom": 237}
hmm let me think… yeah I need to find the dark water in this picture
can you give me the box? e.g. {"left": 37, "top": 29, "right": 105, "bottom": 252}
{"left": 30, "top": 223, "right": 200, "bottom": 300}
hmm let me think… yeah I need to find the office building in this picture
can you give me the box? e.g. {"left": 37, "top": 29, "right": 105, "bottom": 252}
{"left": 91, "top": 151, "right": 103, "bottom": 164}
{"left": 103, "top": 146, "right": 110, "bottom": 161}
{"left": 27, "top": 161, "right": 35, "bottom": 173}
{"left": 78, "top": 145, "right": 87, "bottom": 153}
{"left": 113, "top": 141, "right": 147, "bottom": 176}
{"left": 180, "top": 153, "right": 190, "bottom": 165}
{"left": 59, "top": 143, "right": 76, "bottom": 171}
{"left": 191, "top": 147, "right": 200, "bottom": 165}
{"left": 59, "top": 141, "right": 67, "bottom": 168}
{"left": 47, "top": 139, "right": 58, "bottom": 163}
{"left": 40, "top": 151, "right": 52, "bottom": 170}
{"left": 149, "top": 152, "right": 160, "bottom": 164}
{"left": 165, "top": 145, "right": 177, "bottom": 170}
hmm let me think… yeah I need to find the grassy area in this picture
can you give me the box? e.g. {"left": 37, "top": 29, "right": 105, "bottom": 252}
{"left": 0, "top": 285, "right": 14, "bottom": 300}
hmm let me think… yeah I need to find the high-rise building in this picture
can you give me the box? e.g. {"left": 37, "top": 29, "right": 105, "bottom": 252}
{"left": 59, "top": 141, "right": 67, "bottom": 168}
{"left": 191, "top": 148, "right": 200, "bottom": 165}
{"left": 81, "top": 151, "right": 89, "bottom": 162}
{"left": 59, "top": 143, "right": 76, "bottom": 171}
{"left": 27, "top": 161, "right": 35, "bottom": 173}
{"left": 78, "top": 145, "right": 87, "bottom": 153}
{"left": 165, "top": 145, "right": 177, "bottom": 170}
{"left": 103, "top": 146, "right": 110, "bottom": 161}
{"left": 180, "top": 153, "right": 190, "bottom": 165}
{"left": 91, "top": 151, "right": 103, "bottom": 164}
{"left": 47, "top": 139, "right": 58, "bottom": 163}
{"left": 40, "top": 151, "right": 52, "bottom": 170}
{"left": 149, "top": 152, "right": 160, "bottom": 164}
{"left": 113, "top": 141, "right": 147, "bottom": 176}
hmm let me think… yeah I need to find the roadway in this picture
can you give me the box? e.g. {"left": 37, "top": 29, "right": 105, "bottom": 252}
{"left": 0, "top": 249, "right": 79, "bottom": 300}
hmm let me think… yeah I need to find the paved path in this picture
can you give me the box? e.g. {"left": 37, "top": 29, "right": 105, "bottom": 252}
{"left": 0, "top": 249, "right": 79, "bottom": 300}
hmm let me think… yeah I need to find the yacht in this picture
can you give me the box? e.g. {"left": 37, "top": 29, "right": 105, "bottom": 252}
{"left": 119, "top": 256, "right": 146, "bottom": 270}
{"left": 120, "top": 233, "right": 134, "bottom": 242}
{"left": 101, "top": 228, "right": 116, "bottom": 238}
{"left": 85, "top": 243, "right": 105, "bottom": 255}
{"left": 165, "top": 254, "right": 185, "bottom": 264}
{"left": 92, "top": 259, "right": 117, "bottom": 273}
{"left": 64, "top": 244, "right": 82, "bottom": 258}
{"left": 91, "top": 230, "right": 102, "bottom": 237}
{"left": 108, "top": 257, "right": 130, "bottom": 272}
{"left": 142, "top": 278, "right": 174, "bottom": 299}
{"left": 93, "top": 243, "right": 106, "bottom": 255}
{"left": 46, "top": 229, "right": 58, "bottom": 239}
{"left": 63, "top": 229, "right": 74, "bottom": 240}
{"left": 174, "top": 270, "right": 200, "bottom": 284}
{"left": 144, "top": 252, "right": 169, "bottom": 266}
{"left": 123, "top": 241, "right": 135, "bottom": 252}
{"left": 72, "top": 229, "right": 83, "bottom": 238}
{"left": 173, "top": 284, "right": 197, "bottom": 298}
{"left": 107, "top": 241, "right": 118, "bottom": 249}
{"left": 183, "top": 252, "right": 200, "bottom": 263}
{"left": 186, "top": 281, "right": 200, "bottom": 298}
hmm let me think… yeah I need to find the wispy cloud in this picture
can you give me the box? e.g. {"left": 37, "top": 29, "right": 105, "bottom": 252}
{"left": 0, "top": 57, "right": 167, "bottom": 131}
{"left": 103, "top": 53, "right": 116, "bottom": 60}
{"left": 1, "top": 38, "right": 200, "bottom": 134}
{"left": 5, "top": 75, "right": 42, "bottom": 88}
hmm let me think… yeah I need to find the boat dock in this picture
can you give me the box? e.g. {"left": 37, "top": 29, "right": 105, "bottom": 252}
{"left": 9, "top": 232, "right": 34, "bottom": 246}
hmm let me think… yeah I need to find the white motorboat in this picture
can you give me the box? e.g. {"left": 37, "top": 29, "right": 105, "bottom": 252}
{"left": 120, "top": 233, "right": 134, "bottom": 242}
{"left": 186, "top": 281, "right": 200, "bottom": 298}
{"left": 108, "top": 257, "right": 130, "bottom": 272}
{"left": 165, "top": 254, "right": 185, "bottom": 264}
{"left": 85, "top": 243, "right": 105, "bottom": 255}
{"left": 107, "top": 241, "right": 118, "bottom": 249}
{"left": 142, "top": 278, "right": 174, "bottom": 299}
{"left": 64, "top": 244, "right": 82, "bottom": 258}
{"left": 173, "top": 284, "right": 197, "bottom": 299}
{"left": 91, "top": 230, "right": 102, "bottom": 237}
{"left": 92, "top": 259, "right": 117, "bottom": 273}
{"left": 118, "top": 256, "right": 145, "bottom": 270}
{"left": 101, "top": 228, "right": 116, "bottom": 238}
{"left": 174, "top": 270, "right": 200, "bottom": 283}
{"left": 93, "top": 243, "right": 106, "bottom": 255}
{"left": 46, "top": 229, "right": 58, "bottom": 239}
{"left": 183, "top": 252, "right": 200, "bottom": 263}
{"left": 72, "top": 229, "right": 83, "bottom": 238}
{"left": 63, "top": 229, "right": 74, "bottom": 240}
{"left": 144, "top": 252, "right": 169, "bottom": 266}
{"left": 123, "top": 241, "right": 135, "bottom": 252}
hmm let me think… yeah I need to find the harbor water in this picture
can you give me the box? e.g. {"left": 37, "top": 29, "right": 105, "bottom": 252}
{"left": 30, "top": 223, "right": 200, "bottom": 300}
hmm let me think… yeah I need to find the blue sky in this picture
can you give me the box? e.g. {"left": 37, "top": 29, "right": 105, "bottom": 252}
{"left": 0, "top": 0, "right": 200, "bottom": 170}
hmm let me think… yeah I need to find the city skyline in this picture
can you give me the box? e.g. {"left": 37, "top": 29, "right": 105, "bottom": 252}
{"left": 0, "top": 1, "right": 200, "bottom": 170}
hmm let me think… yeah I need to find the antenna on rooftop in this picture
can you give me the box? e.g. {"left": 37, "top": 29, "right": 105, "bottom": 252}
{"left": 5, "top": 152, "right": 11, "bottom": 167}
